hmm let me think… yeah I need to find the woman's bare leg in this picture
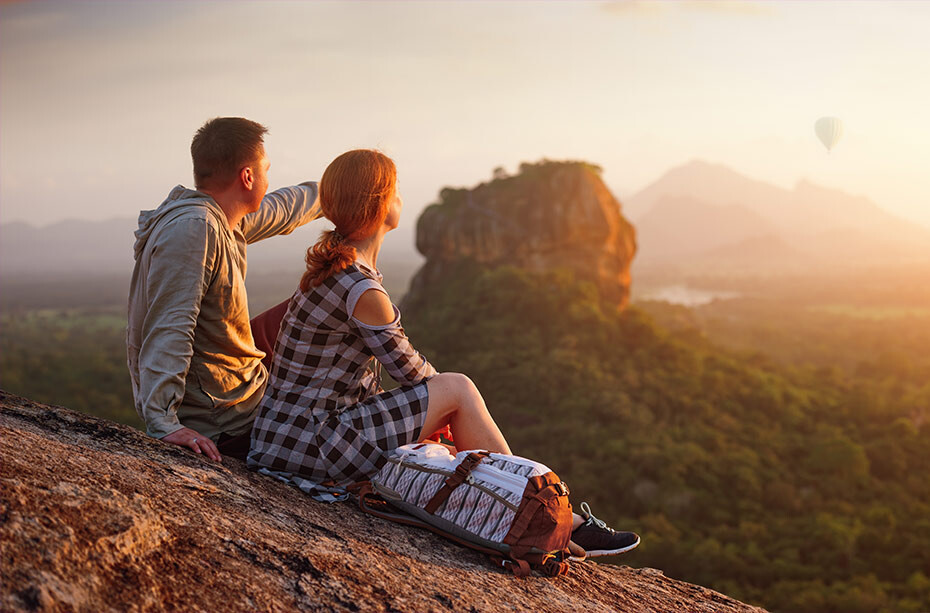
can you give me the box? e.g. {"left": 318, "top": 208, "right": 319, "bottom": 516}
{"left": 420, "top": 373, "right": 511, "bottom": 454}
{"left": 421, "top": 375, "right": 584, "bottom": 528}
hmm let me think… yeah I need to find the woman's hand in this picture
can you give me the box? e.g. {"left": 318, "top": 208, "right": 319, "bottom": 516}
{"left": 162, "top": 427, "right": 222, "bottom": 462}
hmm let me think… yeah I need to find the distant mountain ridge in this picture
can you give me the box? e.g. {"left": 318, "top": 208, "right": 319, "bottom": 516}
{"left": 625, "top": 159, "right": 930, "bottom": 274}
{"left": 0, "top": 213, "right": 416, "bottom": 279}
{"left": 0, "top": 217, "right": 138, "bottom": 275}
{"left": 4, "top": 160, "right": 927, "bottom": 280}
{"left": 635, "top": 196, "right": 775, "bottom": 260}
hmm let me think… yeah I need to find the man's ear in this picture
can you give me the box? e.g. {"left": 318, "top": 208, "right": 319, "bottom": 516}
{"left": 240, "top": 165, "right": 254, "bottom": 190}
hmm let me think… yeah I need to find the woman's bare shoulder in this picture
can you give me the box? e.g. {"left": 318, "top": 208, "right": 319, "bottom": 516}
{"left": 351, "top": 288, "right": 394, "bottom": 326}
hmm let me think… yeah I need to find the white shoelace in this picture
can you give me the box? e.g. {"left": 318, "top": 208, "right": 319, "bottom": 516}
{"left": 580, "top": 501, "right": 614, "bottom": 532}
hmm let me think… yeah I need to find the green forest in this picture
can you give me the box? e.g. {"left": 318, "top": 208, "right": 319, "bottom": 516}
{"left": 2, "top": 265, "right": 929, "bottom": 612}
{"left": 402, "top": 263, "right": 930, "bottom": 613}
{"left": 1, "top": 308, "right": 141, "bottom": 429}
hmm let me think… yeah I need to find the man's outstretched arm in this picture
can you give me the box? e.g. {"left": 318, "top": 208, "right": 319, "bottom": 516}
{"left": 240, "top": 182, "right": 322, "bottom": 244}
{"left": 136, "top": 216, "right": 221, "bottom": 461}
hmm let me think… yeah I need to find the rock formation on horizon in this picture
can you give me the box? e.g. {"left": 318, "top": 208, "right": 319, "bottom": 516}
{"left": 0, "top": 390, "right": 767, "bottom": 613}
{"left": 406, "top": 160, "right": 637, "bottom": 310}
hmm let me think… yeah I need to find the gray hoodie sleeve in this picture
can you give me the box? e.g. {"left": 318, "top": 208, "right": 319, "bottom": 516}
{"left": 239, "top": 182, "right": 322, "bottom": 244}
{"left": 137, "top": 216, "right": 218, "bottom": 438}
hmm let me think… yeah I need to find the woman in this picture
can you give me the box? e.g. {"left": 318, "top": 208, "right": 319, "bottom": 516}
{"left": 248, "top": 149, "right": 638, "bottom": 557}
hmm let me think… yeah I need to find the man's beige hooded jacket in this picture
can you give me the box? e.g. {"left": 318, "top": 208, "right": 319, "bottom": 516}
{"left": 127, "top": 183, "right": 320, "bottom": 439}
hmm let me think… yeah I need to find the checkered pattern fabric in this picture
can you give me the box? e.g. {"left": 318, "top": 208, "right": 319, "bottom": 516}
{"left": 247, "top": 262, "right": 437, "bottom": 500}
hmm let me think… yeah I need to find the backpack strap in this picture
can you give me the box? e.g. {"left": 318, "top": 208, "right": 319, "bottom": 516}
{"left": 355, "top": 482, "right": 430, "bottom": 528}
{"left": 542, "top": 558, "right": 570, "bottom": 577}
{"left": 355, "top": 482, "right": 508, "bottom": 558}
{"left": 492, "top": 556, "right": 532, "bottom": 577}
{"left": 424, "top": 451, "right": 489, "bottom": 514}
{"left": 498, "top": 551, "right": 569, "bottom": 577}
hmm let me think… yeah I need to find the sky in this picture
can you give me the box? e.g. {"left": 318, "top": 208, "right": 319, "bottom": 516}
{"left": 2, "top": 0, "right": 930, "bottom": 235}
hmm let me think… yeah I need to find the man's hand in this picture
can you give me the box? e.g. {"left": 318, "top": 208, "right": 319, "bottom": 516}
{"left": 162, "top": 427, "right": 222, "bottom": 462}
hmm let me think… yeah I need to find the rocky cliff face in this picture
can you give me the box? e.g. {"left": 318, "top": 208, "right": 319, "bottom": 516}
{"left": 407, "top": 161, "right": 637, "bottom": 310}
{"left": 0, "top": 391, "right": 766, "bottom": 613}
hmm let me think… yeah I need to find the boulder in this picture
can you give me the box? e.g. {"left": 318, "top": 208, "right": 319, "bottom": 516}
{"left": 407, "top": 161, "right": 637, "bottom": 310}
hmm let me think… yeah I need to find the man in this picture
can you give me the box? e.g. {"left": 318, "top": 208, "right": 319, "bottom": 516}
{"left": 127, "top": 117, "right": 321, "bottom": 462}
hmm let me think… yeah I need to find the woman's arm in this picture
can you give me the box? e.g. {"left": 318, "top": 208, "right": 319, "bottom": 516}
{"left": 354, "top": 286, "right": 455, "bottom": 444}
{"left": 351, "top": 288, "right": 437, "bottom": 385}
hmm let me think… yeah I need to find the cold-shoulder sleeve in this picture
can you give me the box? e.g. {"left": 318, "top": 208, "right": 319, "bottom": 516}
{"left": 347, "top": 281, "right": 437, "bottom": 386}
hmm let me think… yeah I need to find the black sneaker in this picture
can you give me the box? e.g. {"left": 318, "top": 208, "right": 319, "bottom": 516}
{"left": 569, "top": 502, "right": 640, "bottom": 559}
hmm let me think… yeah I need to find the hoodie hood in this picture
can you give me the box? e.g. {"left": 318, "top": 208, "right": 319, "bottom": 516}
{"left": 133, "top": 185, "right": 230, "bottom": 259}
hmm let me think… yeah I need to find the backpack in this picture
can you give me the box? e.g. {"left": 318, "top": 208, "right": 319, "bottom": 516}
{"left": 353, "top": 443, "right": 579, "bottom": 577}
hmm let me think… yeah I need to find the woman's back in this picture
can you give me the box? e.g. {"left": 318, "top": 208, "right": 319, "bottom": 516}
{"left": 264, "top": 262, "right": 383, "bottom": 415}
{"left": 248, "top": 259, "right": 435, "bottom": 483}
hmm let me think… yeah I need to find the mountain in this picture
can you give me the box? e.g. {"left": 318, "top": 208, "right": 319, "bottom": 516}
{"left": 406, "top": 160, "right": 637, "bottom": 310}
{"left": 693, "top": 234, "right": 809, "bottom": 274}
{"left": 0, "top": 391, "right": 767, "bottom": 613}
{"left": 625, "top": 160, "right": 788, "bottom": 223}
{"left": 0, "top": 206, "right": 419, "bottom": 279}
{"left": 0, "top": 208, "right": 421, "bottom": 311}
{"left": 6, "top": 159, "right": 929, "bottom": 296}
{"left": 626, "top": 160, "right": 930, "bottom": 274}
{"left": 634, "top": 196, "right": 776, "bottom": 263}
{"left": 395, "top": 167, "right": 930, "bottom": 611}
{"left": 0, "top": 217, "right": 137, "bottom": 276}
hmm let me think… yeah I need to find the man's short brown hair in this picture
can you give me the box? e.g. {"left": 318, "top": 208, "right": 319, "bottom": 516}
{"left": 190, "top": 117, "right": 268, "bottom": 191}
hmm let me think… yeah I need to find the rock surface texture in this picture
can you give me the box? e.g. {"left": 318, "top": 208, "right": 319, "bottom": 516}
{"left": 407, "top": 161, "right": 637, "bottom": 310}
{"left": 0, "top": 391, "right": 767, "bottom": 613}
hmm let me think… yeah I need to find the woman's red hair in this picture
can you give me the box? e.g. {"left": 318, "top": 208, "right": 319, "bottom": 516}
{"left": 300, "top": 150, "right": 397, "bottom": 290}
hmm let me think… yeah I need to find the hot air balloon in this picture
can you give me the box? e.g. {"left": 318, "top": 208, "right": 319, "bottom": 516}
{"left": 815, "top": 116, "right": 843, "bottom": 152}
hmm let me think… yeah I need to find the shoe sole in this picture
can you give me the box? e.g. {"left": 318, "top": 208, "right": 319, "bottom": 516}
{"left": 569, "top": 535, "right": 640, "bottom": 561}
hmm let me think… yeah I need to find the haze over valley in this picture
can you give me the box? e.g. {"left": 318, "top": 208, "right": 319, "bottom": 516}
{"left": 3, "top": 3, "right": 930, "bottom": 612}
{"left": 5, "top": 157, "right": 928, "bottom": 313}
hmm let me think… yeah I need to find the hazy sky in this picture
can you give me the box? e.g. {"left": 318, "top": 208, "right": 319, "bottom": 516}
{"left": 2, "top": 0, "right": 929, "bottom": 231}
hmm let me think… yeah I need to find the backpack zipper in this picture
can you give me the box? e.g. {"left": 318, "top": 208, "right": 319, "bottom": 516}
{"left": 470, "top": 464, "right": 527, "bottom": 495}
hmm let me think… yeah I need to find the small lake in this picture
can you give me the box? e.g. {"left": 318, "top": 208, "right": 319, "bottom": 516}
{"left": 634, "top": 284, "right": 742, "bottom": 307}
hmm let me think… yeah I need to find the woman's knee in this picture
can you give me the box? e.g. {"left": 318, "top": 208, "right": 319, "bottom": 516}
{"left": 435, "top": 372, "right": 477, "bottom": 399}
{"left": 428, "top": 373, "right": 479, "bottom": 408}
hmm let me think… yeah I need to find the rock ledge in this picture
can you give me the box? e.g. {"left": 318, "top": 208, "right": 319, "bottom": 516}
{"left": 0, "top": 391, "right": 766, "bottom": 612}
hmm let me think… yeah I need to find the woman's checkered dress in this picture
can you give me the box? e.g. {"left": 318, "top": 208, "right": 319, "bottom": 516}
{"left": 247, "top": 261, "right": 436, "bottom": 498}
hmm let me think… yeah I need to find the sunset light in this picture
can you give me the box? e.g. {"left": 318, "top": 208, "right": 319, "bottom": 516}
{"left": 2, "top": 3, "right": 929, "bottom": 613}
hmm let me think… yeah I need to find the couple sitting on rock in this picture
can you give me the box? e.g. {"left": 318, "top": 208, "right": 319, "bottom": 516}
{"left": 127, "top": 117, "right": 638, "bottom": 559}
